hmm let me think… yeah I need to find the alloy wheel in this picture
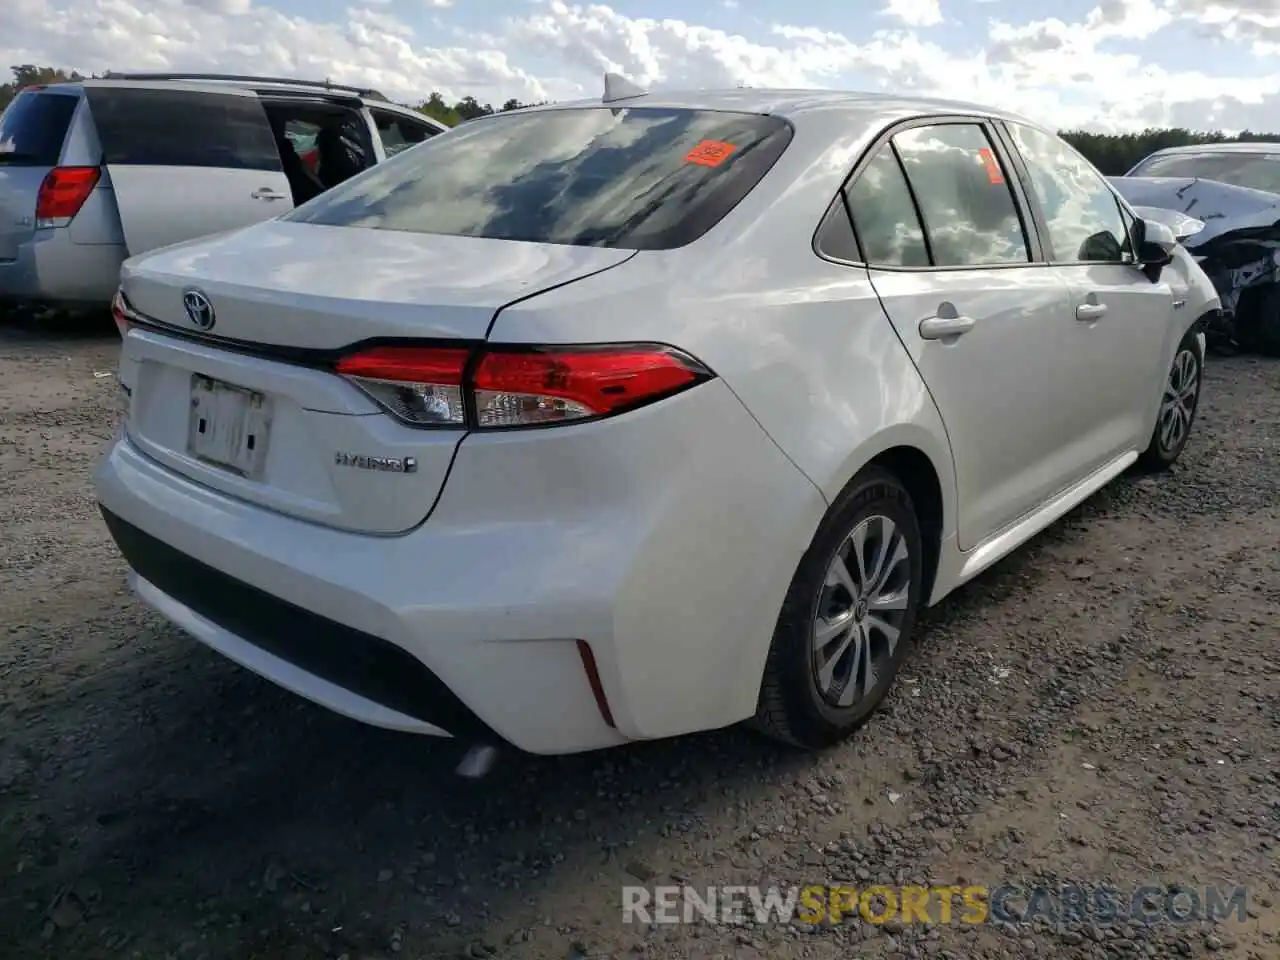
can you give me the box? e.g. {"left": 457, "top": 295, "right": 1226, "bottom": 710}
{"left": 811, "top": 514, "right": 912, "bottom": 709}
{"left": 1158, "top": 347, "right": 1199, "bottom": 454}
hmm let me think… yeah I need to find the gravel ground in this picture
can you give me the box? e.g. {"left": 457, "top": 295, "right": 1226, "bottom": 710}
{"left": 0, "top": 313, "right": 1278, "bottom": 960}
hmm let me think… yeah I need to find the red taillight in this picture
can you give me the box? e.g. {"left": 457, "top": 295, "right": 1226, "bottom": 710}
{"left": 333, "top": 343, "right": 712, "bottom": 429}
{"left": 35, "top": 166, "right": 100, "bottom": 224}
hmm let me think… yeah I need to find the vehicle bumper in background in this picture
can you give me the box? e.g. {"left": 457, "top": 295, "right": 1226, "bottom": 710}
{"left": 0, "top": 229, "right": 125, "bottom": 308}
{"left": 94, "top": 379, "right": 827, "bottom": 754}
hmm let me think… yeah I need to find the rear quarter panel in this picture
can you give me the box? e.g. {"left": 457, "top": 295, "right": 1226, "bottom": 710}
{"left": 487, "top": 110, "right": 959, "bottom": 715}
{"left": 489, "top": 106, "right": 958, "bottom": 536}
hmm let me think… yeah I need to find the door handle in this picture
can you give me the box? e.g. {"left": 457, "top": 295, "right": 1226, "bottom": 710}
{"left": 251, "top": 188, "right": 289, "bottom": 201}
{"left": 1076, "top": 302, "right": 1108, "bottom": 321}
{"left": 918, "top": 315, "right": 976, "bottom": 340}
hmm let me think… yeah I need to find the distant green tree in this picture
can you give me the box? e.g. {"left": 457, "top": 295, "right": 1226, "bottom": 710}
{"left": 1057, "top": 127, "right": 1280, "bottom": 174}
{"left": 0, "top": 64, "right": 83, "bottom": 112}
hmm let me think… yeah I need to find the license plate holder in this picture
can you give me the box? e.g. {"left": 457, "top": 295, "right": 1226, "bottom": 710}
{"left": 188, "top": 374, "right": 272, "bottom": 477}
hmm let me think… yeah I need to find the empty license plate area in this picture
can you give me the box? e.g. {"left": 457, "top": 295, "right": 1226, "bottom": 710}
{"left": 188, "top": 374, "right": 272, "bottom": 477}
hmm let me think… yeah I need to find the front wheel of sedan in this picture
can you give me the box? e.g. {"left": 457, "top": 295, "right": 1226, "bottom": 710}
{"left": 751, "top": 466, "right": 924, "bottom": 750}
{"left": 1137, "top": 329, "right": 1204, "bottom": 472}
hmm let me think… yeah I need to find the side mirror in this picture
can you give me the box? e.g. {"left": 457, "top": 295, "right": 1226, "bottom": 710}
{"left": 1134, "top": 217, "right": 1177, "bottom": 266}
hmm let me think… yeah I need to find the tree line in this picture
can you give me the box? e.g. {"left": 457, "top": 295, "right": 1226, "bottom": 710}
{"left": 3, "top": 64, "right": 1278, "bottom": 175}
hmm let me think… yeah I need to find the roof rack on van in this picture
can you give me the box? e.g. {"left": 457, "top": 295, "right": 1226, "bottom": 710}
{"left": 101, "top": 72, "right": 389, "bottom": 101}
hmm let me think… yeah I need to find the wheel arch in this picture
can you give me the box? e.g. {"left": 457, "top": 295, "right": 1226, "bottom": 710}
{"left": 815, "top": 425, "right": 955, "bottom": 609}
{"left": 864, "top": 445, "right": 946, "bottom": 605}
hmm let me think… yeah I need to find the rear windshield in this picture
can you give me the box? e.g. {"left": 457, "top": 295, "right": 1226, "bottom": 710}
{"left": 1130, "top": 151, "right": 1280, "bottom": 194}
{"left": 0, "top": 90, "right": 78, "bottom": 166}
{"left": 285, "top": 106, "right": 794, "bottom": 250}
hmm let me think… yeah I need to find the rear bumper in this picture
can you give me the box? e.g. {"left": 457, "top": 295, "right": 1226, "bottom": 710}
{"left": 0, "top": 229, "right": 124, "bottom": 307}
{"left": 95, "top": 379, "right": 826, "bottom": 755}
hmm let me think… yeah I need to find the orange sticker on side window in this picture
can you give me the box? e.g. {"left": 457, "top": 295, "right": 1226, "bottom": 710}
{"left": 978, "top": 147, "right": 1005, "bottom": 184}
{"left": 685, "top": 139, "right": 737, "bottom": 167}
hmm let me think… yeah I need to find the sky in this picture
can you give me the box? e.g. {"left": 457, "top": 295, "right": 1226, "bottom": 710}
{"left": 4, "top": 0, "right": 1280, "bottom": 132}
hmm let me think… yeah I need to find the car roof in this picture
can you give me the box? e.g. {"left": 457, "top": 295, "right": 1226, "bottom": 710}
{"left": 514, "top": 87, "right": 1042, "bottom": 128}
{"left": 1141, "top": 141, "right": 1280, "bottom": 159}
{"left": 36, "top": 75, "right": 446, "bottom": 129}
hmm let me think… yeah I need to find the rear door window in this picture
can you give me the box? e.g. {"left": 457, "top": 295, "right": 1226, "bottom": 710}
{"left": 370, "top": 108, "right": 440, "bottom": 158}
{"left": 287, "top": 106, "right": 794, "bottom": 250}
{"left": 0, "top": 90, "right": 78, "bottom": 166}
{"left": 890, "top": 122, "right": 1030, "bottom": 267}
{"left": 83, "top": 86, "right": 281, "bottom": 170}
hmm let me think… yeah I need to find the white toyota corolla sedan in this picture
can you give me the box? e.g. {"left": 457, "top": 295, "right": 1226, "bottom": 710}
{"left": 96, "top": 81, "right": 1217, "bottom": 763}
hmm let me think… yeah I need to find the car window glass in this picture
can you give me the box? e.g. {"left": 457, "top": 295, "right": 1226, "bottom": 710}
{"left": 287, "top": 107, "right": 794, "bottom": 251}
{"left": 84, "top": 87, "right": 281, "bottom": 171}
{"left": 372, "top": 110, "right": 437, "bottom": 158}
{"left": 892, "top": 123, "right": 1030, "bottom": 267}
{"left": 1131, "top": 152, "right": 1280, "bottom": 194}
{"left": 844, "top": 145, "right": 929, "bottom": 267}
{"left": 284, "top": 119, "right": 320, "bottom": 153}
{"left": 1006, "top": 122, "right": 1128, "bottom": 263}
{"left": 0, "top": 91, "right": 78, "bottom": 166}
{"left": 815, "top": 195, "right": 860, "bottom": 262}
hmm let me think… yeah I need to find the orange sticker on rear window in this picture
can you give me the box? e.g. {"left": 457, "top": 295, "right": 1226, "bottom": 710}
{"left": 978, "top": 147, "right": 1005, "bottom": 184}
{"left": 685, "top": 139, "right": 737, "bottom": 167}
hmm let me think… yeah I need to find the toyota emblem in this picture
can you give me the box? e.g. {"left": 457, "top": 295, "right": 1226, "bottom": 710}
{"left": 182, "top": 289, "right": 216, "bottom": 331}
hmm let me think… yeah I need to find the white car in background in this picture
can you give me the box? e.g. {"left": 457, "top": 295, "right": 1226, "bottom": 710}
{"left": 95, "top": 78, "right": 1216, "bottom": 767}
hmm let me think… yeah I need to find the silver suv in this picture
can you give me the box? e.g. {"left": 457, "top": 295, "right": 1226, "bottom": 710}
{"left": 0, "top": 72, "right": 448, "bottom": 313}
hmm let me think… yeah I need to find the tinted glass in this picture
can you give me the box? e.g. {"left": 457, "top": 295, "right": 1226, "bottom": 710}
{"left": 815, "top": 195, "right": 859, "bottom": 262}
{"left": 0, "top": 91, "right": 78, "bottom": 166}
{"left": 844, "top": 145, "right": 929, "bottom": 267}
{"left": 371, "top": 110, "right": 437, "bottom": 158}
{"left": 1007, "top": 122, "right": 1128, "bottom": 263}
{"left": 287, "top": 107, "right": 793, "bottom": 250}
{"left": 85, "top": 88, "right": 281, "bottom": 170}
{"left": 892, "top": 123, "right": 1029, "bottom": 267}
{"left": 1130, "top": 151, "right": 1280, "bottom": 194}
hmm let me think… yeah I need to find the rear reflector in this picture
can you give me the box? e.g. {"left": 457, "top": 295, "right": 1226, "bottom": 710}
{"left": 35, "top": 166, "right": 100, "bottom": 225}
{"left": 334, "top": 343, "right": 712, "bottom": 430}
{"left": 110, "top": 287, "right": 141, "bottom": 337}
{"left": 576, "top": 639, "right": 616, "bottom": 728}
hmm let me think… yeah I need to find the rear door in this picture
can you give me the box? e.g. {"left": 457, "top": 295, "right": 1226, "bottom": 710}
{"left": 1001, "top": 121, "right": 1174, "bottom": 459}
{"left": 843, "top": 118, "right": 1089, "bottom": 550}
{"left": 81, "top": 81, "right": 293, "bottom": 255}
{"left": 0, "top": 87, "right": 80, "bottom": 260}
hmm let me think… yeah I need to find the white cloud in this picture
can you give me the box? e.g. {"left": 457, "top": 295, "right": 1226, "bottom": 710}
{"left": 2, "top": 0, "right": 1280, "bottom": 131}
{"left": 881, "top": 0, "right": 943, "bottom": 28}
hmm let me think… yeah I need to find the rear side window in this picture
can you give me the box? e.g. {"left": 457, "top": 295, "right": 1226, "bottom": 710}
{"left": 85, "top": 88, "right": 281, "bottom": 170}
{"left": 286, "top": 106, "right": 794, "bottom": 250}
{"left": 891, "top": 123, "right": 1030, "bottom": 267}
{"left": 844, "top": 146, "right": 929, "bottom": 267}
{"left": 0, "top": 91, "right": 78, "bottom": 166}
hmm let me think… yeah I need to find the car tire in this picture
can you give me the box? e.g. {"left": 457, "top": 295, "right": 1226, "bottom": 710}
{"left": 1234, "top": 285, "right": 1280, "bottom": 356}
{"left": 1136, "top": 328, "right": 1204, "bottom": 472}
{"left": 751, "top": 466, "right": 925, "bottom": 750}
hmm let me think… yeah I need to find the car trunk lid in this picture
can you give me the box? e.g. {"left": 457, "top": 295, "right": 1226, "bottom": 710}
{"left": 117, "top": 219, "right": 636, "bottom": 533}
